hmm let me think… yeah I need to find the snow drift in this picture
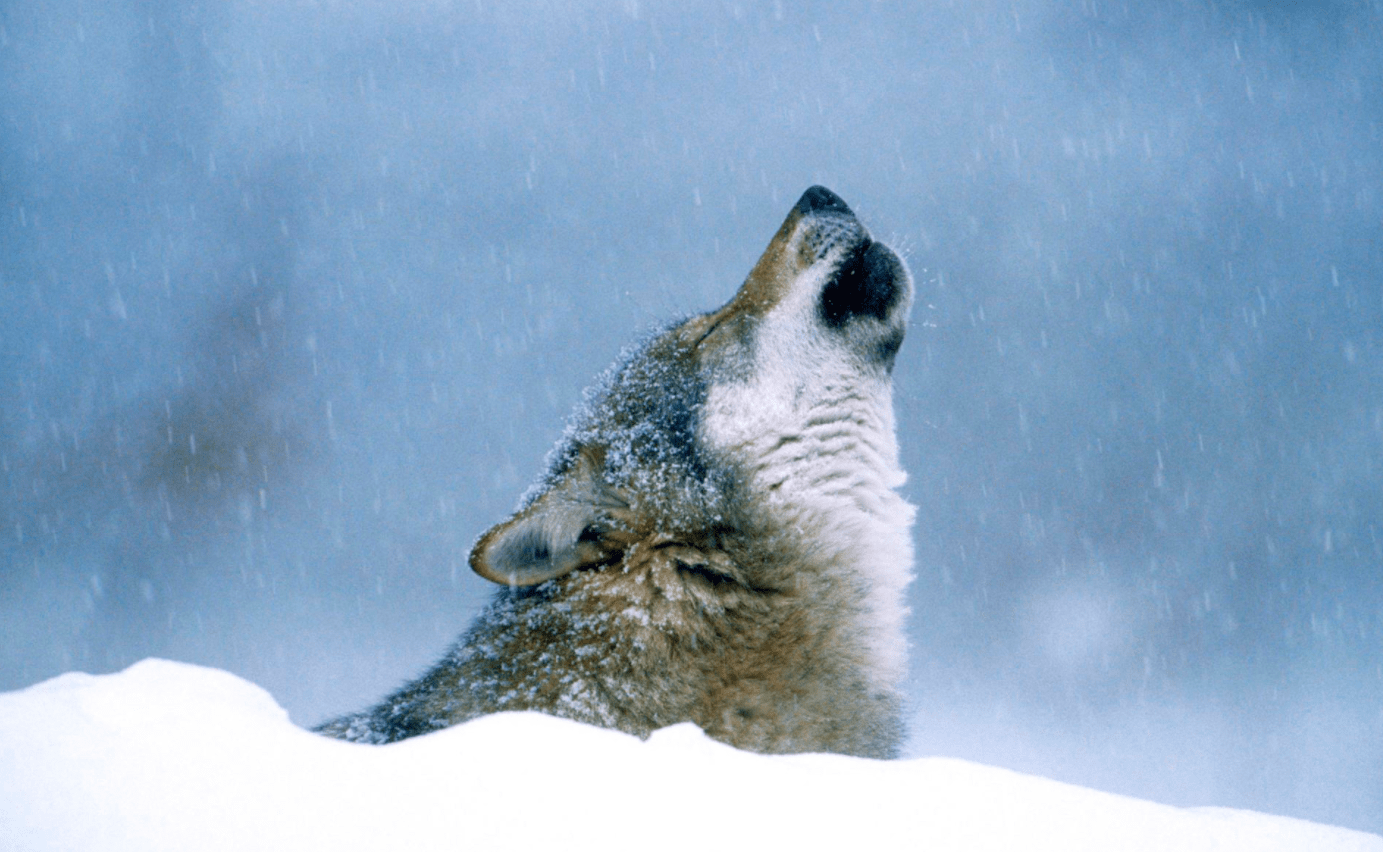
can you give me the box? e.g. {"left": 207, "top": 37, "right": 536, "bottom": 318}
{"left": 1, "top": 660, "right": 1378, "bottom": 852}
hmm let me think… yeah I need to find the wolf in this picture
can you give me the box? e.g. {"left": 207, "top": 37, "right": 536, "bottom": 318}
{"left": 315, "top": 186, "right": 916, "bottom": 758}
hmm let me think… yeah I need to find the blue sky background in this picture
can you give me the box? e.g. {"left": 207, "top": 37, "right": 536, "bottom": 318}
{"left": 2, "top": 0, "right": 1380, "bottom": 833}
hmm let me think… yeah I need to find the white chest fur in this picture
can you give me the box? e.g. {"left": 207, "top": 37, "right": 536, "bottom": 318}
{"left": 701, "top": 305, "right": 915, "bottom": 691}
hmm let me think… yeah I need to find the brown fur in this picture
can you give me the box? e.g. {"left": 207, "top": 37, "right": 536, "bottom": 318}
{"left": 317, "top": 186, "right": 913, "bottom": 758}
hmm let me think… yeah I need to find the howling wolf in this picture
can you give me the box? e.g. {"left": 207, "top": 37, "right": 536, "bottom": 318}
{"left": 316, "top": 186, "right": 915, "bottom": 758}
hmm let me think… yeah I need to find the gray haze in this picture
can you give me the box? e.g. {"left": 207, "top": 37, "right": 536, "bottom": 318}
{"left": 2, "top": 0, "right": 1380, "bottom": 833}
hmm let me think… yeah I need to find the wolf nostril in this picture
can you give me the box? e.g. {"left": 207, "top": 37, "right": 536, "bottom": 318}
{"left": 794, "top": 185, "right": 854, "bottom": 218}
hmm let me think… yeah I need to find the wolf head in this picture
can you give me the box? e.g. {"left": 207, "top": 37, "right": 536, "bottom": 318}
{"left": 471, "top": 186, "right": 915, "bottom": 701}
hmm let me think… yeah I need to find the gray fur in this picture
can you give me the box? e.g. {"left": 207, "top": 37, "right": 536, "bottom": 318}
{"left": 316, "top": 186, "right": 914, "bottom": 758}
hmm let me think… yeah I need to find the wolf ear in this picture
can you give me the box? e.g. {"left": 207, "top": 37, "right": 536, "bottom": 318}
{"left": 470, "top": 452, "right": 625, "bottom": 587}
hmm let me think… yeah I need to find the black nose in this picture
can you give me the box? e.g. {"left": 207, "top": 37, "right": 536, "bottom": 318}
{"left": 794, "top": 185, "right": 854, "bottom": 218}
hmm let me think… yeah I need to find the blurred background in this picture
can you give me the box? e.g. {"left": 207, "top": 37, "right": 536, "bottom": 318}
{"left": 2, "top": 0, "right": 1380, "bottom": 833}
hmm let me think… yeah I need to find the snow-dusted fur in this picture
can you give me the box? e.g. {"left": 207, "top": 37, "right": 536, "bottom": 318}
{"left": 316, "top": 186, "right": 915, "bottom": 758}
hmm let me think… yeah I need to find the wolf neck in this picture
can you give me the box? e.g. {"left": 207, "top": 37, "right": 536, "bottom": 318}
{"left": 702, "top": 361, "right": 915, "bottom": 692}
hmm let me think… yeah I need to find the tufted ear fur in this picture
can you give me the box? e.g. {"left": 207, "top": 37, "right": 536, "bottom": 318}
{"left": 470, "top": 450, "right": 629, "bottom": 587}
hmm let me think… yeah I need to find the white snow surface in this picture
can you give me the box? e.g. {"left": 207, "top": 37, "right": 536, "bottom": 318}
{"left": 1, "top": 660, "right": 1378, "bottom": 852}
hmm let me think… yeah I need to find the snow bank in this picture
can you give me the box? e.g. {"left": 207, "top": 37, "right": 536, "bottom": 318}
{"left": 1, "top": 660, "right": 1378, "bottom": 852}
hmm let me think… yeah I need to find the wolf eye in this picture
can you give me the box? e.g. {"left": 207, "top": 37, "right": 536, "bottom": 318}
{"left": 675, "top": 559, "right": 738, "bottom": 588}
